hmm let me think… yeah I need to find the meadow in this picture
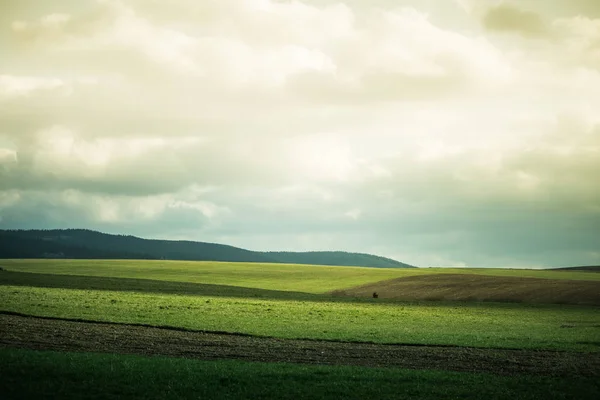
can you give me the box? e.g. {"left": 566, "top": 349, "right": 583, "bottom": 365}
{"left": 1, "top": 283, "right": 599, "bottom": 351}
{"left": 2, "top": 259, "right": 599, "bottom": 294}
{"left": 1, "top": 259, "right": 599, "bottom": 399}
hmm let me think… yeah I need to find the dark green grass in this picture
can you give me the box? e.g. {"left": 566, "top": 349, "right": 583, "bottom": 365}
{"left": 1, "top": 347, "right": 598, "bottom": 400}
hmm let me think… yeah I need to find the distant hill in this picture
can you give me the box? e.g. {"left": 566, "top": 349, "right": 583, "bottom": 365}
{"left": 264, "top": 251, "right": 414, "bottom": 269}
{"left": 0, "top": 229, "right": 274, "bottom": 263}
{"left": 554, "top": 266, "right": 600, "bottom": 272}
{"left": 0, "top": 229, "right": 416, "bottom": 268}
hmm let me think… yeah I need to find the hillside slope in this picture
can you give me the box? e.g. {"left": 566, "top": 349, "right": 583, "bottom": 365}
{"left": 0, "top": 229, "right": 274, "bottom": 263}
{"left": 0, "top": 229, "right": 414, "bottom": 268}
{"left": 265, "top": 251, "right": 415, "bottom": 268}
{"left": 331, "top": 273, "right": 600, "bottom": 305}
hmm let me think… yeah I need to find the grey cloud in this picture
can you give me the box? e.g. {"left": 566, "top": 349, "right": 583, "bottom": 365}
{"left": 0, "top": 190, "right": 216, "bottom": 239}
{"left": 288, "top": 70, "right": 466, "bottom": 104}
{"left": 555, "top": 0, "right": 600, "bottom": 18}
{"left": 483, "top": 4, "right": 550, "bottom": 37}
{"left": 0, "top": 133, "right": 291, "bottom": 196}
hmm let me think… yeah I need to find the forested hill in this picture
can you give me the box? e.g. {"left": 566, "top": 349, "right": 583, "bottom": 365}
{"left": 0, "top": 229, "right": 271, "bottom": 263}
{"left": 264, "top": 251, "right": 415, "bottom": 269}
{"left": 0, "top": 229, "right": 416, "bottom": 268}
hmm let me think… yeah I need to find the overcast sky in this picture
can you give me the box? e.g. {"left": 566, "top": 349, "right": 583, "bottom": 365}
{"left": 1, "top": 0, "right": 599, "bottom": 267}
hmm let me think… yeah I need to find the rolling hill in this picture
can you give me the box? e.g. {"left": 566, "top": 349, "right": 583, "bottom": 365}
{"left": 0, "top": 229, "right": 416, "bottom": 268}
{"left": 265, "top": 251, "right": 413, "bottom": 269}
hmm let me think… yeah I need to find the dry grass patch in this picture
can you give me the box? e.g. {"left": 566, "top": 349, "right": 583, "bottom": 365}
{"left": 331, "top": 274, "right": 600, "bottom": 305}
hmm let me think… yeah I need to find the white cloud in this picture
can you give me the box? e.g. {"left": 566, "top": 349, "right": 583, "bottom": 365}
{"left": 0, "top": 148, "right": 18, "bottom": 164}
{"left": 0, "top": 75, "right": 65, "bottom": 98}
{"left": 0, "top": 190, "right": 21, "bottom": 209}
{"left": 345, "top": 208, "right": 362, "bottom": 220}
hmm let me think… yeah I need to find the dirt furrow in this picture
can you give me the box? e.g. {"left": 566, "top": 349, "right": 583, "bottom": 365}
{"left": 1, "top": 313, "right": 598, "bottom": 377}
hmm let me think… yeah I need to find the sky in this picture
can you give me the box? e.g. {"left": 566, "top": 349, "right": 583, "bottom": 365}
{"left": 0, "top": 0, "right": 599, "bottom": 268}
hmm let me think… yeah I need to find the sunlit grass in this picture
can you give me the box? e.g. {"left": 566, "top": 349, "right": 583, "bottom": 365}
{"left": 1, "top": 260, "right": 598, "bottom": 295}
{"left": 0, "top": 259, "right": 413, "bottom": 293}
{"left": 2, "top": 285, "right": 599, "bottom": 351}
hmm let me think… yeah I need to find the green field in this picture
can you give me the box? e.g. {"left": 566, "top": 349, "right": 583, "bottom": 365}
{"left": 2, "top": 284, "right": 599, "bottom": 351}
{"left": 2, "top": 259, "right": 599, "bottom": 294}
{"left": 1, "top": 259, "right": 599, "bottom": 399}
{"left": 2, "top": 348, "right": 598, "bottom": 400}
{"left": 1, "top": 260, "right": 599, "bottom": 351}
{"left": 0, "top": 259, "right": 411, "bottom": 293}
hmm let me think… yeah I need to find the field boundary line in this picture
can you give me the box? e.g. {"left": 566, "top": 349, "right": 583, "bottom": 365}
{"left": 0, "top": 310, "right": 577, "bottom": 353}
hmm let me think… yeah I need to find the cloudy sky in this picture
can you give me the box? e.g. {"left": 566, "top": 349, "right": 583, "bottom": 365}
{"left": 1, "top": 0, "right": 599, "bottom": 267}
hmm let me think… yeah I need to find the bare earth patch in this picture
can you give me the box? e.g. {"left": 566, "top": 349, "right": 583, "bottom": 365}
{"left": 1, "top": 313, "right": 598, "bottom": 377}
{"left": 331, "top": 274, "right": 600, "bottom": 305}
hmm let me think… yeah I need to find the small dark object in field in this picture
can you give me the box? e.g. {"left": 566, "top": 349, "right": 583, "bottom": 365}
{"left": 0, "top": 267, "right": 4, "bottom": 271}
{"left": 372, "top": 292, "right": 379, "bottom": 299}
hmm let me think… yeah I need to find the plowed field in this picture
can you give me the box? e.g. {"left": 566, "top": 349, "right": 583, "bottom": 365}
{"left": 2, "top": 312, "right": 598, "bottom": 377}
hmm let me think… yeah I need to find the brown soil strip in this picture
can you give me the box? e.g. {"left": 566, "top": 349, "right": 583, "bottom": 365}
{"left": 331, "top": 274, "right": 600, "bottom": 305}
{"left": 1, "top": 313, "right": 599, "bottom": 377}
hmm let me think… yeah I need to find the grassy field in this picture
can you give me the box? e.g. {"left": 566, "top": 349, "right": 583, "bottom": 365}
{"left": 2, "top": 347, "right": 598, "bottom": 400}
{"left": 1, "top": 259, "right": 599, "bottom": 295}
{"left": 2, "top": 283, "right": 599, "bottom": 351}
{"left": 2, "top": 259, "right": 599, "bottom": 399}
{"left": 0, "top": 259, "right": 412, "bottom": 293}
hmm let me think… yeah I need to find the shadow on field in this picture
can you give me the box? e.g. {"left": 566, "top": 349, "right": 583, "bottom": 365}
{"left": 3, "top": 270, "right": 600, "bottom": 310}
{"left": 0, "top": 270, "right": 324, "bottom": 301}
